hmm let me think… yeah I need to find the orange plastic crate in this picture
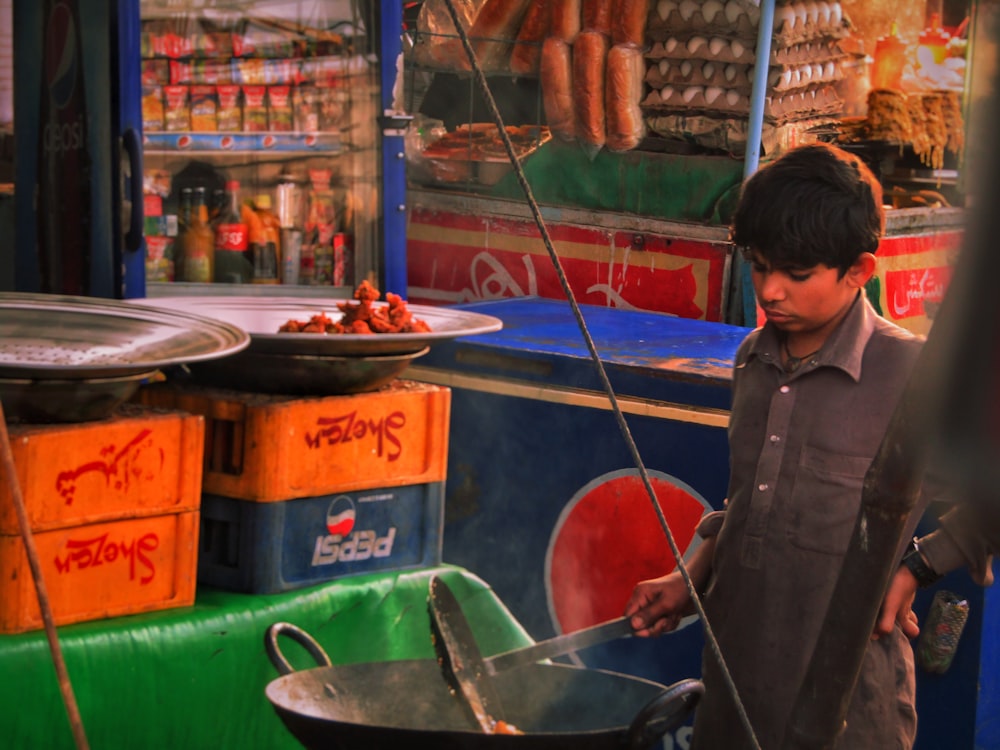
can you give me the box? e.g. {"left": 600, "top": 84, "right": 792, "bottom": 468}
{"left": 0, "top": 509, "right": 199, "bottom": 633}
{"left": 135, "top": 380, "right": 450, "bottom": 502}
{"left": 0, "top": 404, "right": 205, "bottom": 534}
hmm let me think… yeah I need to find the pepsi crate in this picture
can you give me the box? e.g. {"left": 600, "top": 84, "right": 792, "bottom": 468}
{"left": 197, "top": 482, "right": 444, "bottom": 593}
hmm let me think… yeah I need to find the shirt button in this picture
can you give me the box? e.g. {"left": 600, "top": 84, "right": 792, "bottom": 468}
{"left": 758, "top": 483, "right": 769, "bottom": 491}
{"left": 770, "top": 435, "right": 781, "bottom": 443}
{"left": 780, "top": 385, "right": 790, "bottom": 394}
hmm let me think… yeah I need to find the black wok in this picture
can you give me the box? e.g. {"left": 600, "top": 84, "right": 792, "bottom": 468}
{"left": 264, "top": 622, "right": 702, "bottom": 750}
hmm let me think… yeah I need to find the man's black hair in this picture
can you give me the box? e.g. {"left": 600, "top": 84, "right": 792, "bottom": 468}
{"left": 730, "top": 142, "right": 885, "bottom": 276}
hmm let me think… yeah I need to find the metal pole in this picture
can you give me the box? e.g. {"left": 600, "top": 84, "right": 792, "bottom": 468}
{"left": 739, "top": 0, "right": 776, "bottom": 326}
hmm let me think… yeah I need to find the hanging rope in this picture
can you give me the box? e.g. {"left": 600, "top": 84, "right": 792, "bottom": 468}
{"left": 429, "top": 4, "right": 761, "bottom": 748}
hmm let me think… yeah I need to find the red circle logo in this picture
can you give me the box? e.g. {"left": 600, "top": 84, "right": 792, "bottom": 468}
{"left": 545, "top": 469, "right": 712, "bottom": 633}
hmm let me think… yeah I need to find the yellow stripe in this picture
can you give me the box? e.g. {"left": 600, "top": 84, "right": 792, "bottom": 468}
{"left": 877, "top": 249, "right": 955, "bottom": 273}
{"left": 407, "top": 366, "right": 731, "bottom": 429}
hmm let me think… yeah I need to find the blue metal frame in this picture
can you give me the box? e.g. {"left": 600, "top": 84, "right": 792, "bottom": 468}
{"left": 380, "top": 0, "right": 407, "bottom": 295}
{"left": 115, "top": 0, "right": 145, "bottom": 298}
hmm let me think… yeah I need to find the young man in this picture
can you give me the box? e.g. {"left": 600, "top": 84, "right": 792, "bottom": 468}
{"left": 624, "top": 142, "right": 961, "bottom": 749}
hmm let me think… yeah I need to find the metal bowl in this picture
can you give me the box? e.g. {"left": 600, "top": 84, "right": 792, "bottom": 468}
{"left": 0, "top": 293, "right": 250, "bottom": 379}
{"left": 0, "top": 372, "right": 156, "bottom": 423}
{"left": 185, "top": 347, "right": 430, "bottom": 395}
{"left": 133, "top": 296, "right": 504, "bottom": 357}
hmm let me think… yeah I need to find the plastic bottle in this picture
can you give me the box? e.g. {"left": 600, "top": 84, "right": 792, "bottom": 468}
{"left": 919, "top": 13, "right": 951, "bottom": 65}
{"left": 871, "top": 22, "right": 907, "bottom": 90}
{"left": 251, "top": 194, "right": 281, "bottom": 284}
{"left": 178, "top": 186, "right": 214, "bottom": 282}
{"left": 213, "top": 180, "right": 252, "bottom": 283}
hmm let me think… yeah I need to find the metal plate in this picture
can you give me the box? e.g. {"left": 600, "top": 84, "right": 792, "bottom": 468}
{"left": 0, "top": 293, "right": 250, "bottom": 379}
{"left": 186, "top": 347, "right": 429, "bottom": 395}
{"left": 0, "top": 372, "right": 155, "bottom": 423}
{"left": 134, "top": 296, "right": 504, "bottom": 356}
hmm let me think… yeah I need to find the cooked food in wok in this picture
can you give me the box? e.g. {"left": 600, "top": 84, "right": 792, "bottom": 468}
{"left": 278, "top": 280, "right": 431, "bottom": 335}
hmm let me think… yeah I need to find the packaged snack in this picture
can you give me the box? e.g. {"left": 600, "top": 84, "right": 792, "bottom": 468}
{"left": 268, "top": 86, "right": 293, "bottom": 132}
{"left": 242, "top": 85, "right": 268, "bottom": 132}
{"left": 216, "top": 85, "right": 242, "bottom": 131}
{"left": 142, "top": 59, "right": 170, "bottom": 87}
{"left": 190, "top": 85, "right": 218, "bottom": 131}
{"left": 163, "top": 85, "right": 191, "bottom": 131}
{"left": 293, "top": 85, "right": 320, "bottom": 132}
{"left": 142, "top": 85, "right": 165, "bottom": 132}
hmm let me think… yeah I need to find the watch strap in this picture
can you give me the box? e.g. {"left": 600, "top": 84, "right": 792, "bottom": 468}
{"left": 902, "top": 538, "right": 942, "bottom": 588}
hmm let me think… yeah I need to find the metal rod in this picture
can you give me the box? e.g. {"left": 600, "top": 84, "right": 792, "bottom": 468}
{"left": 0, "top": 404, "right": 90, "bottom": 750}
{"left": 743, "top": 0, "right": 776, "bottom": 181}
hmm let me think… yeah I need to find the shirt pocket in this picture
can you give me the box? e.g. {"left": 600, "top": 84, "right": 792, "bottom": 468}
{"left": 787, "top": 445, "right": 872, "bottom": 555}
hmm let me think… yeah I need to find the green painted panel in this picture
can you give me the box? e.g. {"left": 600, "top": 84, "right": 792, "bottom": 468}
{"left": 489, "top": 140, "right": 745, "bottom": 225}
{"left": 1, "top": 566, "right": 529, "bottom": 750}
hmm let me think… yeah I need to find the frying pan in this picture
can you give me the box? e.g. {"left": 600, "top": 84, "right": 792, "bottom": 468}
{"left": 264, "top": 622, "right": 703, "bottom": 750}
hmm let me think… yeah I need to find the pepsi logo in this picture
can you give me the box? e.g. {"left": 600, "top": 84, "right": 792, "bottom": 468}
{"left": 220, "top": 136, "right": 234, "bottom": 150}
{"left": 545, "top": 469, "right": 712, "bottom": 633}
{"left": 176, "top": 135, "right": 192, "bottom": 149}
{"left": 44, "top": 2, "right": 79, "bottom": 111}
{"left": 305, "top": 135, "right": 317, "bottom": 147}
{"left": 262, "top": 135, "right": 276, "bottom": 148}
{"left": 325, "top": 496, "right": 356, "bottom": 538}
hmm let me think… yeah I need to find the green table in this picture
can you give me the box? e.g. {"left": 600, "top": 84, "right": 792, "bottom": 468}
{"left": 1, "top": 566, "right": 531, "bottom": 749}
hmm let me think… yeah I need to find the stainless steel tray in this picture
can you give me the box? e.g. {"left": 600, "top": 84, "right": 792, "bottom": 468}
{"left": 134, "top": 296, "right": 504, "bottom": 356}
{"left": 0, "top": 293, "right": 250, "bottom": 379}
{"left": 0, "top": 372, "right": 155, "bottom": 423}
{"left": 186, "top": 347, "right": 430, "bottom": 396}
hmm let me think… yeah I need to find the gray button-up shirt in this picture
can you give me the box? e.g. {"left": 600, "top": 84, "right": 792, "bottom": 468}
{"left": 692, "top": 293, "right": 927, "bottom": 750}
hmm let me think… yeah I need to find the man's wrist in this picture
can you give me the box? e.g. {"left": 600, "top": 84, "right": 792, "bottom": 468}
{"left": 901, "top": 537, "right": 942, "bottom": 588}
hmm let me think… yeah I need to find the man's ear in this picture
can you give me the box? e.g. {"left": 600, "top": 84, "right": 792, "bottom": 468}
{"left": 846, "top": 252, "right": 877, "bottom": 288}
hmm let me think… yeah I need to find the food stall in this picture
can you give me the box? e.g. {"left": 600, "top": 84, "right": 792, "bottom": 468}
{"left": 396, "top": 1, "right": 999, "bottom": 748}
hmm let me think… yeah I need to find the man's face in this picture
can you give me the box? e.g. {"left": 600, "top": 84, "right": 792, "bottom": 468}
{"left": 749, "top": 252, "right": 862, "bottom": 338}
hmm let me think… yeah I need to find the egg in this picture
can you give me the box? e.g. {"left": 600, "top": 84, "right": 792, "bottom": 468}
{"left": 657, "top": 0, "right": 678, "bottom": 21}
{"left": 708, "top": 36, "right": 727, "bottom": 57}
{"left": 816, "top": 1, "right": 831, "bottom": 25}
{"left": 705, "top": 86, "right": 725, "bottom": 104}
{"left": 679, "top": 0, "right": 699, "bottom": 21}
{"left": 725, "top": 0, "right": 743, "bottom": 26}
{"left": 823, "top": 60, "right": 836, "bottom": 80}
{"left": 680, "top": 60, "right": 693, "bottom": 77}
{"left": 779, "top": 68, "right": 793, "bottom": 88}
{"left": 725, "top": 89, "right": 742, "bottom": 107}
{"left": 803, "top": 1, "right": 818, "bottom": 25}
{"left": 682, "top": 86, "right": 705, "bottom": 103}
{"left": 660, "top": 85, "right": 676, "bottom": 102}
{"left": 798, "top": 64, "right": 812, "bottom": 83}
{"left": 730, "top": 39, "right": 746, "bottom": 59}
{"left": 665, "top": 37, "right": 680, "bottom": 54}
{"left": 702, "top": 61, "right": 716, "bottom": 79}
{"left": 830, "top": 1, "right": 842, "bottom": 25}
{"left": 775, "top": 5, "right": 796, "bottom": 33}
{"left": 687, "top": 35, "right": 707, "bottom": 55}
{"left": 702, "top": 0, "right": 724, "bottom": 23}
{"left": 724, "top": 63, "right": 738, "bottom": 81}
{"left": 767, "top": 69, "right": 781, "bottom": 87}
{"left": 658, "top": 59, "right": 671, "bottom": 75}
{"left": 812, "top": 63, "right": 824, "bottom": 81}
{"left": 793, "top": 3, "right": 807, "bottom": 28}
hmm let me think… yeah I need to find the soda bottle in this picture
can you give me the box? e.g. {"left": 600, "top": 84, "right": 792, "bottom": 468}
{"left": 871, "top": 22, "right": 907, "bottom": 91}
{"left": 178, "top": 187, "right": 193, "bottom": 232}
{"left": 251, "top": 193, "right": 281, "bottom": 284}
{"left": 213, "top": 180, "right": 252, "bottom": 283}
{"left": 37, "top": 0, "right": 91, "bottom": 295}
{"left": 177, "top": 186, "right": 214, "bottom": 282}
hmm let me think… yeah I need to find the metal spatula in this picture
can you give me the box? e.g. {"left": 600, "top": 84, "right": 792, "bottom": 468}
{"left": 427, "top": 575, "right": 506, "bottom": 732}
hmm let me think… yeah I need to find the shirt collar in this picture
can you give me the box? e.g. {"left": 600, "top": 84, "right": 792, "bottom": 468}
{"left": 748, "top": 292, "right": 875, "bottom": 381}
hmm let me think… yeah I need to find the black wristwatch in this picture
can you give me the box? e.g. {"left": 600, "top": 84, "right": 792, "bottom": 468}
{"left": 902, "top": 538, "right": 942, "bottom": 588}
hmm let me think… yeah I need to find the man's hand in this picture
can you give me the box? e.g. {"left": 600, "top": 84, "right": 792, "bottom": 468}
{"left": 874, "top": 566, "right": 920, "bottom": 640}
{"left": 624, "top": 572, "right": 693, "bottom": 637}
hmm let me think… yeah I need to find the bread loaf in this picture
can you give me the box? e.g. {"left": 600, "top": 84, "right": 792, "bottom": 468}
{"left": 581, "top": 0, "right": 613, "bottom": 32}
{"left": 605, "top": 43, "right": 647, "bottom": 151}
{"left": 541, "top": 37, "right": 576, "bottom": 140}
{"left": 611, "top": 0, "right": 650, "bottom": 46}
{"left": 510, "top": 0, "right": 552, "bottom": 75}
{"left": 467, "top": 0, "right": 534, "bottom": 70}
{"left": 550, "top": 0, "right": 582, "bottom": 41}
{"left": 573, "top": 29, "right": 610, "bottom": 153}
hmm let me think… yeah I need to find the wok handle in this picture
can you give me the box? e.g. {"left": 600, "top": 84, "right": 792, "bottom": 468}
{"left": 626, "top": 678, "right": 704, "bottom": 750}
{"left": 265, "top": 622, "right": 334, "bottom": 676}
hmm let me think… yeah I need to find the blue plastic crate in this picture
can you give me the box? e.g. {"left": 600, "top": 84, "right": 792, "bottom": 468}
{"left": 198, "top": 483, "right": 444, "bottom": 593}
